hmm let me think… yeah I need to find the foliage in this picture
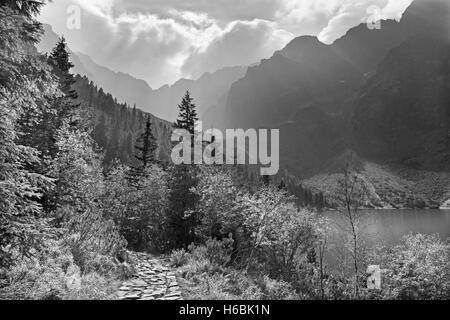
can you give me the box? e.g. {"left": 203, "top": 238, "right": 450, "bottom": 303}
{"left": 164, "top": 91, "right": 202, "bottom": 250}
{"left": 168, "top": 249, "right": 189, "bottom": 268}
{"left": 193, "top": 167, "right": 239, "bottom": 241}
{"left": 103, "top": 163, "right": 169, "bottom": 252}
{"left": 73, "top": 75, "right": 172, "bottom": 165}
{"left": 0, "top": 239, "right": 122, "bottom": 300}
{"left": 240, "top": 188, "right": 319, "bottom": 285}
{"left": 128, "top": 116, "right": 158, "bottom": 182}
{"left": 174, "top": 91, "right": 198, "bottom": 135}
{"left": 2, "top": 0, "right": 47, "bottom": 18}
{"left": 173, "top": 238, "right": 298, "bottom": 300}
{"left": 376, "top": 234, "right": 450, "bottom": 300}
{"left": 0, "top": 5, "right": 58, "bottom": 267}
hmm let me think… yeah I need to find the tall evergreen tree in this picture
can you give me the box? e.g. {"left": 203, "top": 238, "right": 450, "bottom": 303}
{"left": 135, "top": 117, "right": 158, "bottom": 168}
{"left": 47, "top": 36, "right": 79, "bottom": 127}
{"left": 128, "top": 116, "right": 158, "bottom": 182}
{"left": 2, "top": 0, "right": 45, "bottom": 17}
{"left": 48, "top": 37, "right": 77, "bottom": 99}
{"left": 0, "top": 1, "right": 56, "bottom": 267}
{"left": 174, "top": 91, "right": 198, "bottom": 135}
{"left": 166, "top": 92, "right": 200, "bottom": 249}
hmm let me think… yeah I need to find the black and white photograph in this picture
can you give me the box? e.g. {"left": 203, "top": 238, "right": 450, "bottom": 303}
{"left": 0, "top": 0, "right": 450, "bottom": 307}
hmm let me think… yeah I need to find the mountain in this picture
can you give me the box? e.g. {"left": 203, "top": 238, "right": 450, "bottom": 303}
{"left": 206, "top": 35, "right": 362, "bottom": 130}
{"left": 203, "top": 0, "right": 450, "bottom": 207}
{"left": 351, "top": 34, "right": 450, "bottom": 169}
{"left": 206, "top": 0, "right": 450, "bottom": 166}
{"left": 37, "top": 24, "right": 153, "bottom": 107}
{"left": 36, "top": 25, "right": 173, "bottom": 165}
{"left": 73, "top": 75, "right": 173, "bottom": 165}
{"left": 149, "top": 66, "right": 247, "bottom": 121}
{"left": 350, "top": 0, "right": 450, "bottom": 170}
{"left": 37, "top": 24, "right": 246, "bottom": 121}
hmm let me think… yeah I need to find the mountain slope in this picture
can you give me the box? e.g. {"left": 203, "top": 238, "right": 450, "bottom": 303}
{"left": 206, "top": 0, "right": 449, "bottom": 172}
{"left": 205, "top": 35, "right": 361, "bottom": 130}
{"left": 73, "top": 75, "right": 173, "bottom": 165}
{"left": 351, "top": 37, "right": 450, "bottom": 169}
{"left": 149, "top": 66, "right": 246, "bottom": 121}
{"left": 37, "top": 24, "right": 246, "bottom": 121}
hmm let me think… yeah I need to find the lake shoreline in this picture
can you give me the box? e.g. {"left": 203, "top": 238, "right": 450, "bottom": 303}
{"left": 319, "top": 209, "right": 450, "bottom": 250}
{"left": 318, "top": 207, "right": 450, "bottom": 213}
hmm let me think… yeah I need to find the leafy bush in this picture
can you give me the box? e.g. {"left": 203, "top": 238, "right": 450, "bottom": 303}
{"left": 377, "top": 234, "right": 450, "bottom": 300}
{"left": 65, "top": 272, "right": 119, "bottom": 300}
{"left": 103, "top": 164, "right": 169, "bottom": 252}
{"left": 257, "top": 276, "right": 297, "bottom": 300}
{"left": 0, "top": 239, "right": 126, "bottom": 300}
{"left": 169, "top": 249, "right": 189, "bottom": 268}
{"left": 189, "top": 237, "right": 234, "bottom": 268}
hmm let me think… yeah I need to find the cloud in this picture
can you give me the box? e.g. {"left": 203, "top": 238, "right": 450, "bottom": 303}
{"left": 318, "top": 0, "right": 413, "bottom": 43}
{"left": 181, "top": 19, "right": 293, "bottom": 79}
{"left": 112, "top": 0, "right": 282, "bottom": 23}
{"left": 39, "top": 0, "right": 412, "bottom": 87}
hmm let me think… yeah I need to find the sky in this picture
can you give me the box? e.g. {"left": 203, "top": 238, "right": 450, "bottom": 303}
{"left": 39, "top": 0, "right": 413, "bottom": 88}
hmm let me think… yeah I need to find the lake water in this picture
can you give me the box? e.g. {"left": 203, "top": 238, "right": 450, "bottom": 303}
{"left": 317, "top": 209, "right": 450, "bottom": 266}
{"left": 320, "top": 209, "right": 450, "bottom": 246}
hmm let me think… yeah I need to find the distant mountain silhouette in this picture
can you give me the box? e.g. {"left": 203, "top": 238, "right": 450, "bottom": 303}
{"left": 37, "top": 24, "right": 246, "bottom": 122}
{"left": 149, "top": 66, "right": 246, "bottom": 121}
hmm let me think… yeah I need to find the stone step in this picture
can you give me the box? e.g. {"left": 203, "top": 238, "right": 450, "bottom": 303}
{"left": 116, "top": 253, "right": 183, "bottom": 301}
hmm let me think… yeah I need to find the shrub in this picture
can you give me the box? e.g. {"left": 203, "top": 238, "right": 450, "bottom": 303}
{"left": 257, "top": 276, "right": 298, "bottom": 300}
{"left": 169, "top": 249, "right": 189, "bottom": 268}
{"left": 377, "top": 234, "right": 450, "bottom": 300}
{"left": 65, "top": 272, "right": 119, "bottom": 300}
{"left": 0, "top": 241, "right": 73, "bottom": 300}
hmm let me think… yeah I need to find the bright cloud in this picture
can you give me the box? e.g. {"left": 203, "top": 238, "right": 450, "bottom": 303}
{"left": 39, "top": 0, "right": 412, "bottom": 88}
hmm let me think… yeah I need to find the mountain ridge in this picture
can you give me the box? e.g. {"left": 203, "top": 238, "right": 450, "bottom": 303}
{"left": 203, "top": 0, "right": 450, "bottom": 205}
{"left": 37, "top": 24, "right": 247, "bottom": 122}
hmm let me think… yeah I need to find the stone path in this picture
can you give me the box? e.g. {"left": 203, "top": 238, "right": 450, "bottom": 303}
{"left": 117, "top": 252, "right": 182, "bottom": 301}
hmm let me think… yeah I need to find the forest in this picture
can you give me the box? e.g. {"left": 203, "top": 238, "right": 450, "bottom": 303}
{"left": 0, "top": 1, "right": 449, "bottom": 300}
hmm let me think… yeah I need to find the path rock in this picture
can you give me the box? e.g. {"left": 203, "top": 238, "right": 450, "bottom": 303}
{"left": 116, "top": 253, "right": 183, "bottom": 301}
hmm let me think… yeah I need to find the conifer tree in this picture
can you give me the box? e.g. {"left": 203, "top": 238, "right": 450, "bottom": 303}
{"left": 0, "top": 1, "right": 56, "bottom": 266}
{"left": 166, "top": 92, "right": 200, "bottom": 249}
{"left": 128, "top": 116, "right": 158, "bottom": 182}
{"left": 174, "top": 91, "right": 198, "bottom": 135}
{"left": 48, "top": 37, "right": 77, "bottom": 99}
{"left": 135, "top": 117, "right": 158, "bottom": 168}
{"left": 48, "top": 36, "right": 79, "bottom": 127}
{"left": 3, "top": 0, "right": 45, "bottom": 17}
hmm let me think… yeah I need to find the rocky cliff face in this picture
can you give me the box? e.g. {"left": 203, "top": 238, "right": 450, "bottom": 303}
{"left": 349, "top": 0, "right": 450, "bottom": 170}
{"left": 204, "top": 0, "right": 450, "bottom": 178}
{"left": 351, "top": 37, "right": 450, "bottom": 170}
{"left": 205, "top": 35, "right": 361, "bottom": 130}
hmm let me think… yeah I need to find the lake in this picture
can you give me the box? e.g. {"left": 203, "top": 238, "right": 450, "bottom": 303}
{"left": 317, "top": 209, "right": 450, "bottom": 266}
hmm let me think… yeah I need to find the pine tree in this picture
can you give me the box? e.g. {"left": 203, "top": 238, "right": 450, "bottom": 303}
{"left": 3, "top": 0, "right": 45, "bottom": 17}
{"left": 48, "top": 36, "right": 79, "bottom": 127}
{"left": 128, "top": 116, "right": 158, "bottom": 182}
{"left": 48, "top": 37, "right": 77, "bottom": 99}
{"left": 174, "top": 91, "right": 198, "bottom": 134}
{"left": 0, "top": 2, "right": 56, "bottom": 266}
{"left": 166, "top": 92, "right": 200, "bottom": 249}
{"left": 135, "top": 117, "right": 158, "bottom": 168}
